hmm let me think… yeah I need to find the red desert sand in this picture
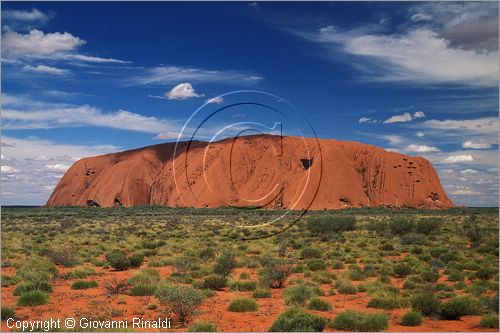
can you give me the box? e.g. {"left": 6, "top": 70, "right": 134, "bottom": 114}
{"left": 47, "top": 135, "right": 454, "bottom": 209}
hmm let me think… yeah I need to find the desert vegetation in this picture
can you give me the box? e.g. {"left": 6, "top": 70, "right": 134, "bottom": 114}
{"left": 1, "top": 206, "right": 498, "bottom": 331}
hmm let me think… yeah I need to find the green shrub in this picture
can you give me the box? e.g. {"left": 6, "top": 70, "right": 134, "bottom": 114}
{"left": 129, "top": 268, "right": 159, "bottom": 295}
{"left": 64, "top": 267, "right": 97, "bottom": 279}
{"left": 71, "top": 280, "right": 98, "bottom": 290}
{"left": 253, "top": 288, "right": 272, "bottom": 299}
{"left": 400, "top": 233, "right": 426, "bottom": 245}
{"left": 40, "top": 247, "right": 79, "bottom": 267}
{"left": 306, "top": 216, "right": 356, "bottom": 235}
{"left": 202, "top": 275, "right": 227, "bottom": 290}
{"left": 106, "top": 250, "right": 130, "bottom": 271}
{"left": 130, "top": 284, "right": 156, "bottom": 296}
{"left": 17, "top": 290, "right": 49, "bottom": 307}
{"left": 155, "top": 283, "right": 204, "bottom": 324}
{"left": 439, "top": 296, "right": 484, "bottom": 320}
{"left": 270, "top": 307, "right": 327, "bottom": 332}
{"left": 478, "top": 314, "right": 499, "bottom": 328}
{"left": 15, "top": 256, "right": 57, "bottom": 291}
{"left": 129, "top": 253, "right": 144, "bottom": 268}
{"left": 389, "top": 218, "right": 414, "bottom": 235}
{"left": 348, "top": 265, "right": 366, "bottom": 281}
{"left": 332, "top": 261, "right": 344, "bottom": 269}
{"left": 415, "top": 218, "right": 443, "bottom": 235}
{"left": 228, "top": 297, "right": 258, "bottom": 312}
{"left": 411, "top": 292, "right": 440, "bottom": 315}
{"left": 307, "top": 260, "right": 326, "bottom": 272}
{"left": 284, "top": 284, "right": 313, "bottom": 306}
{"left": 1, "top": 307, "right": 15, "bottom": 320}
{"left": 14, "top": 281, "right": 52, "bottom": 296}
{"left": 367, "top": 295, "right": 399, "bottom": 310}
{"left": 331, "top": 310, "right": 388, "bottom": 331}
{"left": 301, "top": 247, "right": 322, "bottom": 259}
{"left": 312, "top": 271, "right": 334, "bottom": 285}
{"left": 214, "top": 252, "right": 237, "bottom": 277}
{"left": 476, "top": 267, "right": 496, "bottom": 280}
{"left": 400, "top": 311, "right": 423, "bottom": 326}
{"left": 230, "top": 280, "right": 256, "bottom": 292}
{"left": 259, "top": 258, "right": 293, "bottom": 288}
{"left": 393, "top": 262, "right": 412, "bottom": 277}
{"left": 336, "top": 280, "right": 357, "bottom": 294}
{"left": 421, "top": 269, "right": 440, "bottom": 283}
{"left": 308, "top": 298, "right": 332, "bottom": 311}
{"left": 188, "top": 321, "right": 217, "bottom": 332}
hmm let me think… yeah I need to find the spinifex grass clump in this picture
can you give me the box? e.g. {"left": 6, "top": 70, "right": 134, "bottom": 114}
{"left": 71, "top": 279, "right": 98, "bottom": 289}
{"left": 270, "top": 307, "right": 327, "bottom": 332}
{"left": 308, "top": 297, "right": 332, "bottom": 311}
{"left": 129, "top": 269, "right": 160, "bottom": 296}
{"left": 284, "top": 284, "right": 313, "bottom": 306}
{"left": 331, "top": 310, "right": 388, "bottom": 331}
{"left": 228, "top": 297, "right": 259, "bottom": 312}
{"left": 17, "top": 290, "right": 49, "bottom": 307}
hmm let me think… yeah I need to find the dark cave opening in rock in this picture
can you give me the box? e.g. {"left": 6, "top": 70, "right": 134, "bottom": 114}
{"left": 86, "top": 200, "right": 100, "bottom": 207}
{"left": 300, "top": 158, "right": 313, "bottom": 170}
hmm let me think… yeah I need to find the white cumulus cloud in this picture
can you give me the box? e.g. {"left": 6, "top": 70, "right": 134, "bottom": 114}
{"left": 462, "top": 140, "right": 493, "bottom": 149}
{"left": 383, "top": 112, "right": 413, "bottom": 124}
{"left": 166, "top": 83, "right": 203, "bottom": 100}
{"left": 406, "top": 144, "right": 440, "bottom": 152}
{"left": 443, "top": 154, "right": 474, "bottom": 163}
{"left": 2, "top": 29, "right": 85, "bottom": 57}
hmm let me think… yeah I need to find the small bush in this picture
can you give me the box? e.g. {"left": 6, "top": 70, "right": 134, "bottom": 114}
{"left": 189, "top": 321, "right": 217, "bottom": 332}
{"left": 367, "top": 295, "right": 399, "bottom": 310}
{"left": 284, "top": 284, "right": 313, "bottom": 306}
{"left": 64, "top": 267, "right": 97, "bottom": 279}
{"left": 104, "top": 277, "right": 129, "bottom": 296}
{"left": 411, "top": 292, "right": 440, "bottom": 315}
{"left": 393, "top": 262, "right": 412, "bottom": 277}
{"left": 106, "top": 250, "right": 130, "bottom": 271}
{"left": 71, "top": 280, "right": 98, "bottom": 290}
{"left": 306, "top": 216, "right": 356, "bottom": 235}
{"left": 307, "top": 259, "right": 327, "bottom": 272}
{"left": 214, "top": 252, "right": 237, "bottom": 277}
{"left": 400, "top": 311, "right": 423, "bottom": 326}
{"left": 478, "top": 314, "right": 499, "bottom": 328}
{"left": 439, "top": 296, "right": 484, "bottom": 320}
{"left": 17, "top": 290, "right": 49, "bottom": 307}
{"left": 259, "top": 258, "right": 293, "bottom": 288}
{"left": 230, "top": 280, "right": 256, "bottom": 292}
{"left": 14, "top": 281, "right": 52, "bottom": 296}
{"left": 331, "top": 310, "right": 388, "bottom": 331}
{"left": 270, "top": 307, "right": 327, "bottom": 332}
{"left": 128, "top": 269, "right": 159, "bottom": 295}
{"left": 41, "top": 247, "right": 79, "bottom": 267}
{"left": 389, "top": 218, "right": 414, "bottom": 235}
{"left": 1, "top": 307, "right": 15, "bottom": 320}
{"left": 301, "top": 247, "right": 322, "bottom": 259}
{"left": 253, "top": 288, "right": 272, "bottom": 299}
{"left": 476, "top": 267, "right": 496, "bottom": 280}
{"left": 129, "top": 253, "right": 144, "bottom": 268}
{"left": 202, "top": 275, "right": 227, "bottom": 290}
{"left": 415, "top": 218, "right": 443, "bottom": 235}
{"left": 155, "top": 283, "right": 204, "bottom": 324}
{"left": 336, "top": 280, "right": 357, "bottom": 295}
{"left": 308, "top": 298, "right": 332, "bottom": 311}
{"left": 228, "top": 297, "right": 258, "bottom": 312}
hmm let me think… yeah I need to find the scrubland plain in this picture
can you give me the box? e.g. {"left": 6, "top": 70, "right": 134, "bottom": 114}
{"left": 1, "top": 207, "right": 498, "bottom": 331}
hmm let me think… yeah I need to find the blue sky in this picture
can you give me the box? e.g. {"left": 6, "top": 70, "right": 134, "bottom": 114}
{"left": 1, "top": 1, "right": 498, "bottom": 206}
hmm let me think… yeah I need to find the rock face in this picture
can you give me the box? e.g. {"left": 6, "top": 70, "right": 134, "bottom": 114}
{"left": 46, "top": 135, "right": 454, "bottom": 209}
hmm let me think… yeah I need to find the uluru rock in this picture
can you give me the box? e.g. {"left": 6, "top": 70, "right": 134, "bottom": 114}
{"left": 46, "top": 135, "right": 454, "bottom": 209}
